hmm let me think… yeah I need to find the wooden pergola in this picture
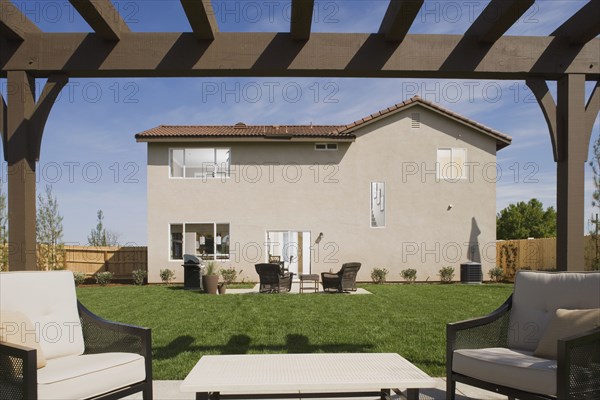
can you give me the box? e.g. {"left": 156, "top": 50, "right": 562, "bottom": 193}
{"left": 1, "top": 0, "right": 599, "bottom": 271}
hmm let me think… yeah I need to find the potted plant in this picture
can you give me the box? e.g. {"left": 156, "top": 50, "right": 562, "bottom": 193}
{"left": 218, "top": 266, "right": 240, "bottom": 295}
{"left": 203, "top": 261, "right": 219, "bottom": 294}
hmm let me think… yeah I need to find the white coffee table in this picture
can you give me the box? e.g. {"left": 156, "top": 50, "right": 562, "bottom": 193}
{"left": 181, "top": 353, "right": 436, "bottom": 400}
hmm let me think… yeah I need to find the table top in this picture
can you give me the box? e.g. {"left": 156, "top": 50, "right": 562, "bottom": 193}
{"left": 180, "top": 353, "right": 435, "bottom": 394}
{"left": 299, "top": 274, "right": 319, "bottom": 280}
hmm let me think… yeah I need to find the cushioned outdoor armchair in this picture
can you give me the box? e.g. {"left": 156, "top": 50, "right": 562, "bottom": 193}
{"left": 321, "top": 262, "right": 361, "bottom": 293}
{"left": 0, "top": 271, "right": 152, "bottom": 400}
{"left": 255, "top": 263, "right": 294, "bottom": 293}
{"left": 446, "top": 271, "right": 600, "bottom": 400}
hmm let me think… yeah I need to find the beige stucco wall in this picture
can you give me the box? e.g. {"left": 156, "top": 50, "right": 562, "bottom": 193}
{"left": 145, "top": 104, "right": 499, "bottom": 283}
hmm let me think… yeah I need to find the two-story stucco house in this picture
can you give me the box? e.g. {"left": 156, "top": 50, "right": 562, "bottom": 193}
{"left": 136, "top": 96, "right": 511, "bottom": 284}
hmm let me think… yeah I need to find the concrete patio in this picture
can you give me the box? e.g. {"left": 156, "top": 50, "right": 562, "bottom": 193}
{"left": 226, "top": 284, "right": 371, "bottom": 295}
{"left": 124, "top": 379, "right": 508, "bottom": 399}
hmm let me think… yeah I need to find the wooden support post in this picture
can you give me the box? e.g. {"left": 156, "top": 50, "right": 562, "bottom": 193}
{"left": 5, "top": 72, "right": 67, "bottom": 271}
{"left": 6, "top": 71, "right": 37, "bottom": 270}
{"left": 527, "top": 76, "right": 598, "bottom": 271}
{"left": 556, "top": 74, "right": 590, "bottom": 271}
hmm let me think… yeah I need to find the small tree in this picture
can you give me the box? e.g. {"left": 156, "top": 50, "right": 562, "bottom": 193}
{"left": 36, "top": 185, "right": 65, "bottom": 270}
{"left": 588, "top": 135, "right": 600, "bottom": 270}
{"left": 0, "top": 186, "right": 8, "bottom": 271}
{"left": 88, "top": 210, "right": 120, "bottom": 246}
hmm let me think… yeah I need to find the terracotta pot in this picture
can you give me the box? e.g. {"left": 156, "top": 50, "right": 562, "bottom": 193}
{"left": 204, "top": 275, "right": 219, "bottom": 294}
{"left": 218, "top": 283, "right": 227, "bottom": 295}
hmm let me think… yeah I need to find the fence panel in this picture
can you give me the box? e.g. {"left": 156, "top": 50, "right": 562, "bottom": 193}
{"left": 496, "top": 236, "right": 597, "bottom": 278}
{"left": 63, "top": 246, "right": 147, "bottom": 280}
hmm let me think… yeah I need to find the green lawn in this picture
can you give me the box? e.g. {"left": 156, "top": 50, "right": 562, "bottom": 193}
{"left": 76, "top": 283, "right": 513, "bottom": 380}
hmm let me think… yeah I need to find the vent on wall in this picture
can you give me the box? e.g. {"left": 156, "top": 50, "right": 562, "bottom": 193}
{"left": 411, "top": 113, "right": 421, "bottom": 129}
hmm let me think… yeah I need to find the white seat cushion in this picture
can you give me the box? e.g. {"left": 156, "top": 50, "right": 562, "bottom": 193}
{"left": 0, "top": 271, "right": 85, "bottom": 360}
{"left": 453, "top": 347, "right": 556, "bottom": 396}
{"left": 37, "top": 353, "right": 146, "bottom": 400}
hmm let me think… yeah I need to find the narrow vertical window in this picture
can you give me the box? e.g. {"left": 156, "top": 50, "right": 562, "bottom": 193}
{"left": 371, "top": 182, "right": 386, "bottom": 228}
{"left": 170, "top": 224, "right": 183, "bottom": 260}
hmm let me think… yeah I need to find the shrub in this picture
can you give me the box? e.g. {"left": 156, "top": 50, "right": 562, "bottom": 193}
{"left": 132, "top": 269, "right": 147, "bottom": 286}
{"left": 488, "top": 267, "right": 504, "bottom": 282}
{"left": 204, "top": 261, "right": 218, "bottom": 276}
{"left": 95, "top": 271, "right": 114, "bottom": 286}
{"left": 371, "top": 267, "right": 389, "bottom": 284}
{"left": 73, "top": 271, "right": 87, "bottom": 286}
{"left": 159, "top": 269, "right": 176, "bottom": 285}
{"left": 219, "top": 266, "right": 241, "bottom": 285}
{"left": 400, "top": 268, "right": 417, "bottom": 283}
{"left": 438, "top": 266, "right": 455, "bottom": 283}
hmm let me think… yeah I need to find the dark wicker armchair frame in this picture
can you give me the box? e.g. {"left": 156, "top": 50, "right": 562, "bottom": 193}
{"left": 447, "top": 295, "right": 600, "bottom": 400}
{"left": 0, "top": 301, "right": 152, "bottom": 400}
{"left": 321, "top": 263, "right": 361, "bottom": 293}
{"left": 255, "top": 263, "right": 294, "bottom": 293}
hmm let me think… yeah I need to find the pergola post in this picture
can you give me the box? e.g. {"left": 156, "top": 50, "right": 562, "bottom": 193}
{"left": 3, "top": 71, "right": 68, "bottom": 271}
{"left": 556, "top": 74, "right": 592, "bottom": 271}
{"left": 527, "top": 74, "right": 598, "bottom": 271}
{"left": 6, "top": 71, "right": 37, "bottom": 270}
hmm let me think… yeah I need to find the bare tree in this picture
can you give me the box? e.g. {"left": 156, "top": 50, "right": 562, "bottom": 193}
{"left": 0, "top": 186, "right": 7, "bottom": 271}
{"left": 36, "top": 185, "right": 65, "bottom": 270}
{"left": 88, "top": 210, "right": 120, "bottom": 247}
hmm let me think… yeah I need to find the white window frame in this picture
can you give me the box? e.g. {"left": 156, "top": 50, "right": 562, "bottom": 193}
{"left": 370, "top": 181, "right": 386, "bottom": 229}
{"left": 437, "top": 148, "right": 467, "bottom": 181}
{"left": 315, "top": 143, "right": 338, "bottom": 151}
{"left": 168, "top": 222, "right": 230, "bottom": 261}
{"left": 169, "top": 148, "right": 231, "bottom": 179}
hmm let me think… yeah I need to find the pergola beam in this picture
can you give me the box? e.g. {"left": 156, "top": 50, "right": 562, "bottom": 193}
{"left": 69, "top": 0, "right": 130, "bottom": 41}
{"left": 465, "top": 0, "right": 535, "bottom": 44}
{"left": 552, "top": 1, "right": 600, "bottom": 45}
{"left": 0, "top": 0, "right": 41, "bottom": 41}
{"left": 180, "top": 0, "right": 218, "bottom": 41}
{"left": 291, "top": 0, "right": 315, "bottom": 40}
{"left": 379, "top": 0, "right": 423, "bottom": 42}
{"left": 1, "top": 33, "right": 598, "bottom": 79}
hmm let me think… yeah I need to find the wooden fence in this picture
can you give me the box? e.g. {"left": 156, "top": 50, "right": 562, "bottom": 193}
{"left": 62, "top": 246, "right": 147, "bottom": 280}
{"left": 496, "top": 236, "right": 597, "bottom": 278}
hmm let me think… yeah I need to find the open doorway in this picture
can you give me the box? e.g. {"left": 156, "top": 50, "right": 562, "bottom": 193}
{"left": 265, "top": 231, "right": 311, "bottom": 276}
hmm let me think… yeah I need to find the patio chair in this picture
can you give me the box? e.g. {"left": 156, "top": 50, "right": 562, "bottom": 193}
{"left": 321, "top": 262, "right": 361, "bottom": 293}
{"left": 446, "top": 271, "right": 600, "bottom": 400}
{"left": 255, "top": 263, "right": 294, "bottom": 293}
{"left": 0, "top": 271, "right": 152, "bottom": 400}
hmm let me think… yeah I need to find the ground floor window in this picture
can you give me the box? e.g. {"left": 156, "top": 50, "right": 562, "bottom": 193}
{"left": 169, "top": 223, "right": 230, "bottom": 261}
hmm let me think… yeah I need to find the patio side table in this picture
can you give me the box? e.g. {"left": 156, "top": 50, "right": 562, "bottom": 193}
{"left": 299, "top": 274, "right": 319, "bottom": 293}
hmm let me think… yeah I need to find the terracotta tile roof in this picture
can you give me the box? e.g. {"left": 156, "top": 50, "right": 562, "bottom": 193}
{"left": 135, "top": 124, "right": 349, "bottom": 139}
{"left": 335, "top": 96, "right": 512, "bottom": 149}
{"left": 135, "top": 96, "right": 512, "bottom": 149}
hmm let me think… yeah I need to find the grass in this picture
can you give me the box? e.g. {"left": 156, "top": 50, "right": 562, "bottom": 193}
{"left": 76, "top": 283, "right": 513, "bottom": 380}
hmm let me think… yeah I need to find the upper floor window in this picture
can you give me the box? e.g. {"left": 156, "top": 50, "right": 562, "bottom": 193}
{"left": 315, "top": 143, "right": 338, "bottom": 151}
{"left": 170, "top": 148, "right": 230, "bottom": 179}
{"left": 437, "top": 148, "right": 467, "bottom": 180}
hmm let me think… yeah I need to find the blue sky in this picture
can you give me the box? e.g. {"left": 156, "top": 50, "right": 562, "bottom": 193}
{"left": 1, "top": 0, "right": 598, "bottom": 245}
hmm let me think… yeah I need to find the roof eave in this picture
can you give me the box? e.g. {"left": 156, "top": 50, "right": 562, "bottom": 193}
{"left": 135, "top": 135, "right": 356, "bottom": 143}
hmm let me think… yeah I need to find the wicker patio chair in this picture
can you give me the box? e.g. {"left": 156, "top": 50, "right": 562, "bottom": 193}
{"left": 321, "top": 262, "right": 361, "bottom": 293}
{"left": 446, "top": 271, "right": 600, "bottom": 400}
{"left": 0, "top": 271, "right": 152, "bottom": 400}
{"left": 255, "top": 263, "right": 294, "bottom": 293}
